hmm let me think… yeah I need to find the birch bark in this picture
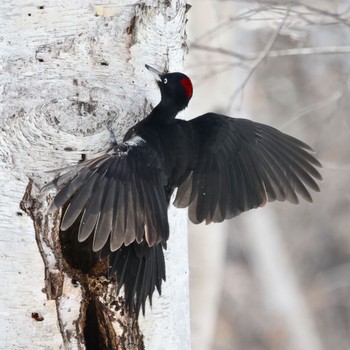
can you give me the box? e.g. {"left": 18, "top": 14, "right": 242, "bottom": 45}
{"left": 0, "top": 1, "right": 190, "bottom": 349}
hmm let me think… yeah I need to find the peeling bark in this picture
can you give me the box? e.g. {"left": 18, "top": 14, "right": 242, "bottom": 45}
{"left": 0, "top": 1, "right": 190, "bottom": 349}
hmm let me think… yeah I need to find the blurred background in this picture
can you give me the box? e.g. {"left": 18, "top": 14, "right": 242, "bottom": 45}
{"left": 185, "top": 1, "right": 350, "bottom": 349}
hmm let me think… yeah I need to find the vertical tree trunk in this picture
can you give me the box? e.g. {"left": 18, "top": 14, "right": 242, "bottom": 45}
{"left": 0, "top": 1, "right": 190, "bottom": 349}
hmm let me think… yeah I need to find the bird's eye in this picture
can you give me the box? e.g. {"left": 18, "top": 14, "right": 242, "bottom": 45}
{"left": 163, "top": 78, "right": 168, "bottom": 84}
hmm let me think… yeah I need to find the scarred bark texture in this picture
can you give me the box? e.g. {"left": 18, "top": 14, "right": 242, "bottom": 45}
{"left": 0, "top": 1, "right": 190, "bottom": 349}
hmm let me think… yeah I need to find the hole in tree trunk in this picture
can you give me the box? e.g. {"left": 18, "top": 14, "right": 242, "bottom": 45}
{"left": 59, "top": 208, "right": 99, "bottom": 273}
{"left": 85, "top": 300, "right": 104, "bottom": 350}
{"left": 58, "top": 206, "right": 118, "bottom": 348}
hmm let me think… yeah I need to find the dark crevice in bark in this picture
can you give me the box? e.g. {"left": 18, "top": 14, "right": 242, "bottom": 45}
{"left": 21, "top": 180, "right": 145, "bottom": 349}
{"left": 59, "top": 208, "right": 99, "bottom": 273}
{"left": 85, "top": 299, "right": 104, "bottom": 350}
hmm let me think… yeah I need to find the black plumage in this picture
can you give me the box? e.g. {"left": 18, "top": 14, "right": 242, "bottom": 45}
{"left": 44, "top": 64, "right": 322, "bottom": 316}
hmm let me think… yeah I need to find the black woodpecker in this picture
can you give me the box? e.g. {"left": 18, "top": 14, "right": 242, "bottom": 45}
{"left": 45, "top": 64, "right": 322, "bottom": 316}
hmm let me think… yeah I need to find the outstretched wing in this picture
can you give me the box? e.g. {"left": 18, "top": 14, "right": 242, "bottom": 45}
{"left": 174, "top": 113, "right": 322, "bottom": 224}
{"left": 46, "top": 135, "right": 169, "bottom": 251}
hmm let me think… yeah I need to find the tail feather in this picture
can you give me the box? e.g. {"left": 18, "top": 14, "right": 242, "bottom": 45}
{"left": 109, "top": 242, "right": 166, "bottom": 317}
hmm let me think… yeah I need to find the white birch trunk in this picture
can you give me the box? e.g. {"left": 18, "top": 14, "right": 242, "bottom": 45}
{"left": 0, "top": 1, "right": 190, "bottom": 349}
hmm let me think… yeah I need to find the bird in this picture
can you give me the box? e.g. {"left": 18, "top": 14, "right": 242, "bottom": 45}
{"left": 44, "top": 64, "right": 322, "bottom": 317}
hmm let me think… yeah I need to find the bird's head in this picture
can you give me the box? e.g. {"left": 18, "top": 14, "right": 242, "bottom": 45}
{"left": 145, "top": 64, "right": 193, "bottom": 112}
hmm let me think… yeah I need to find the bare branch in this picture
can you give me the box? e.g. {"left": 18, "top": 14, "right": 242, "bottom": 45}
{"left": 189, "top": 43, "right": 250, "bottom": 61}
{"left": 192, "top": 44, "right": 350, "bottom": 60}
{"left": 279, "top": 90, "right": 344, "bottom": 130}
{"left": 228, "top": 6, "right": 290, "bottom": 106}
{"left": 191, "top": 6, "right": 273, "bottom": 44}
{"left": 295, "top": 0, "right": 350, "bottom": 27}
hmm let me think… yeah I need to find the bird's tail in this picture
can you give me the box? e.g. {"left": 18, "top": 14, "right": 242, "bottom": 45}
{"left": 108, "top": 241, "right": 166, "bottom": 317}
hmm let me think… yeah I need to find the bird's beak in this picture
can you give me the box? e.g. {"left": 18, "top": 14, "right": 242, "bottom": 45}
{"left": 145, "top": 64, "right": 162, "bottom": 82}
